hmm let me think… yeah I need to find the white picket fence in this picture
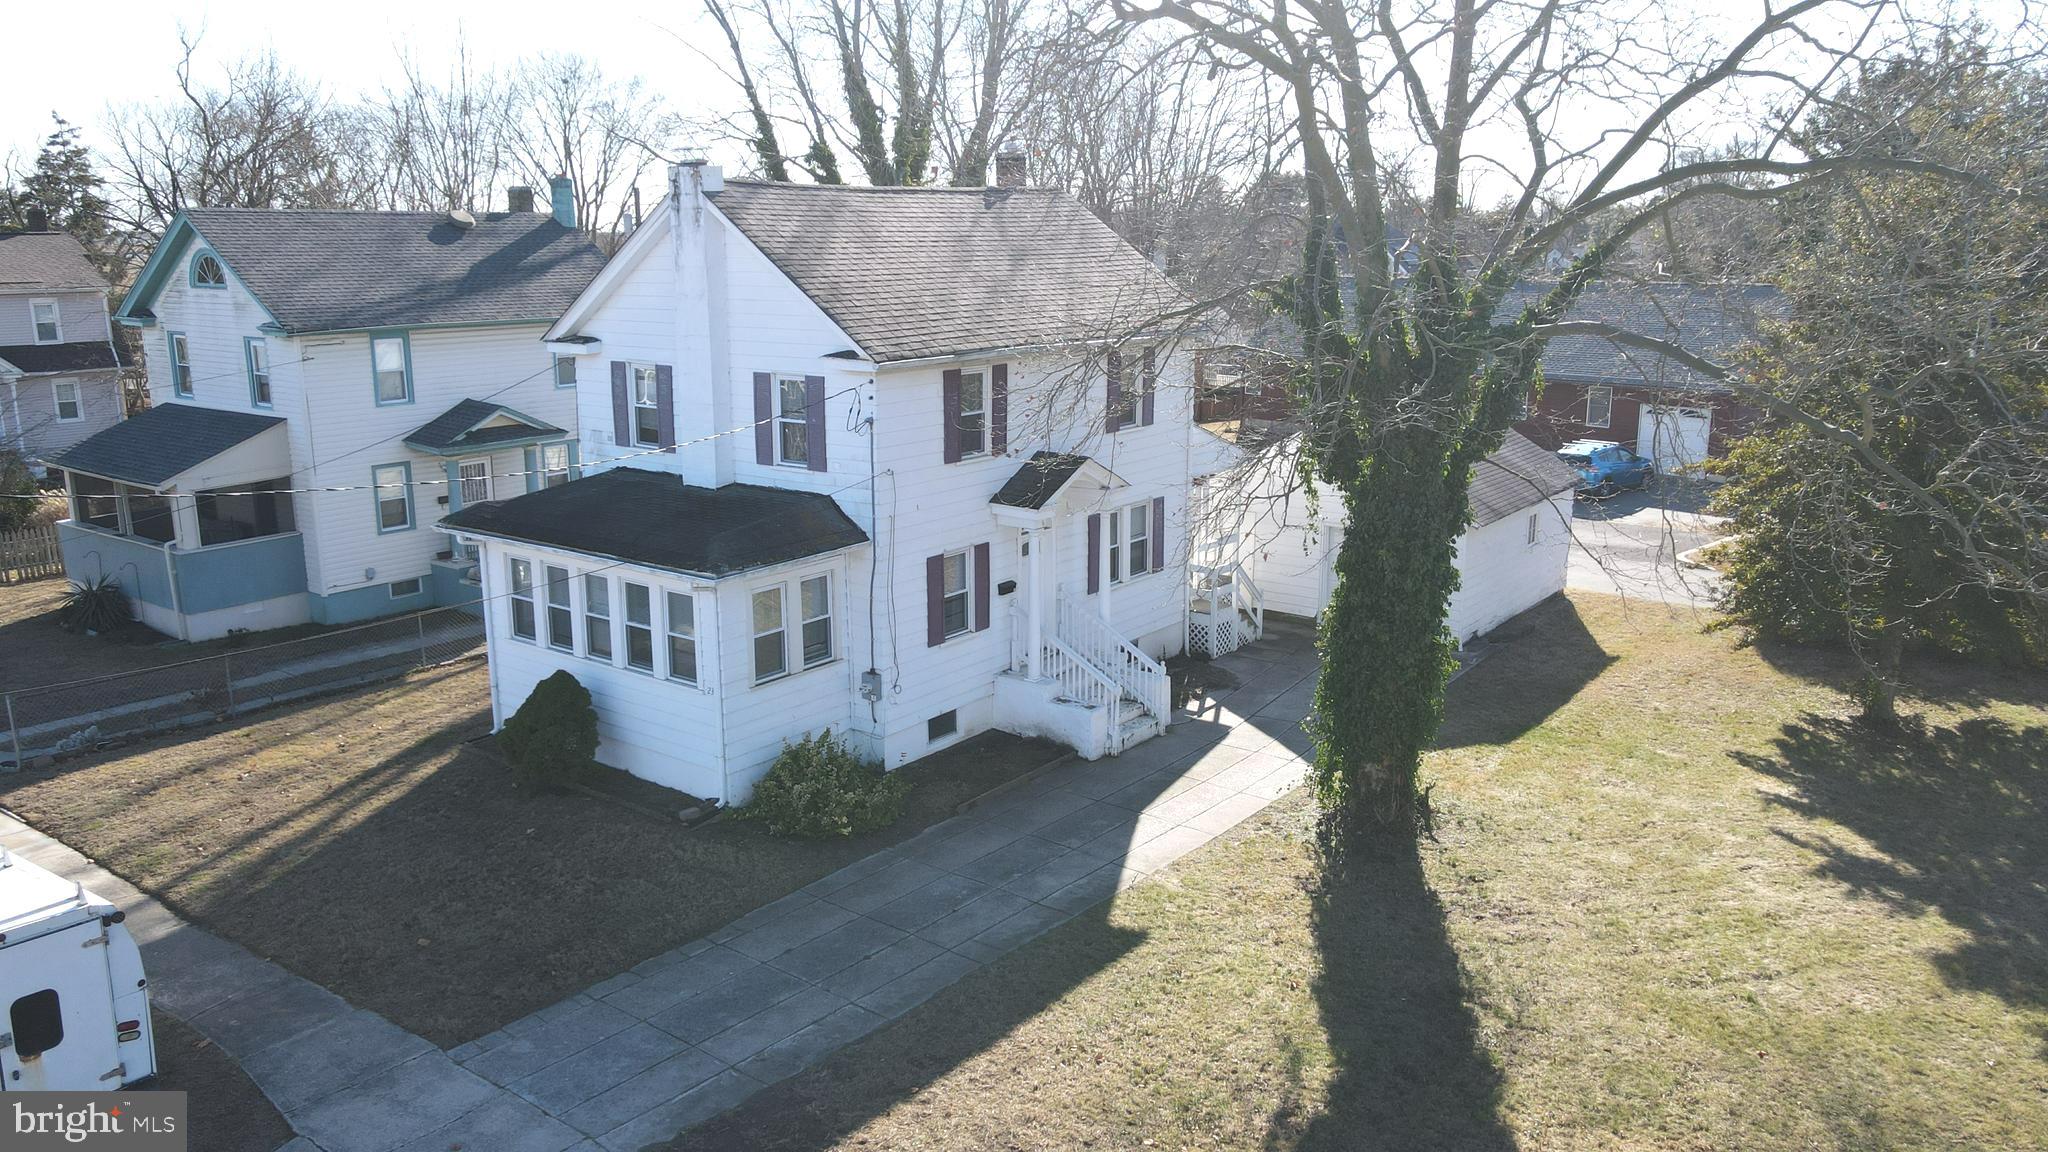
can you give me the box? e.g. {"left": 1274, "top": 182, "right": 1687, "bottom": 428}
{"left": 0, "top": 525, "right": 61, "bottom": 584}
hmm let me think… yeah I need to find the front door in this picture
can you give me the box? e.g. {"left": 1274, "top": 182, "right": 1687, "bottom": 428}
{"left": 458, "top": 459, "right": 492, "bottom": 506}
{"left": 1, "top": 924, "right": 121, "bottom": 1091}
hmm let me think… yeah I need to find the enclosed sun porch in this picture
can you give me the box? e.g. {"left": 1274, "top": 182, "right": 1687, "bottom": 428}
{"left": 49, "top": 404, "right": 305, "bottom": 640}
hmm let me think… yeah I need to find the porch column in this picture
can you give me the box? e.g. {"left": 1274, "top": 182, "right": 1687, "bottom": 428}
{"left": 1027, "top": 525, "right": 1044, "bottom": 679}
{"left": 170, "top": 492, "right": 203, "bottom": 550}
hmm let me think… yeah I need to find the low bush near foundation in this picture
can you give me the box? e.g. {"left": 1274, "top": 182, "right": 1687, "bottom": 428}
{"left": 741, "top": 729, "right": 906, "bottom": 838}
{"left": 501, "top": 670, "right": 600, "bottom": 792}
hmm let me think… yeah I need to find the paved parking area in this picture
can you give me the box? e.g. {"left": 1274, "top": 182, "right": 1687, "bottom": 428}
{"left": 1567, "top": 476, "right": 1728, "bottom": 608}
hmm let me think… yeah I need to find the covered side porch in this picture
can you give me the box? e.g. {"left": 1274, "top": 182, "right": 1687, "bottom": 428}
{"left": 989, "top": 452, "right": 1173, "bottom": 760}
{"left": 405, "top": 397, "right": 580, "bottom": 611}
{"left": 49, "top": 403, "right": 307, "bottom": 640}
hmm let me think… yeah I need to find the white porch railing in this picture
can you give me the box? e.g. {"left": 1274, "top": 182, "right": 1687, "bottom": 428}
{"left": 1056, "top": 595, "right": 1172, "bottom": 733}
{"left": 1190, "top": 561, "right": 1265, "bottom": 657}
{"left": 1043, "top": 636, "right": 1122, "bottom": 732}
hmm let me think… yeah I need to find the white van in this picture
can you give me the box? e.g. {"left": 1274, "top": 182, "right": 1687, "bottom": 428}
{"left": 0, "top": 848, "right": 156, "bottom": 1091}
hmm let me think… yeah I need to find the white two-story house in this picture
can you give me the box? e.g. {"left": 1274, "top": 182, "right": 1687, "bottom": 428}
{"left": 0, "top": 221, "right": 128, "bottom": 470}
{"left": 51, "top": 182, "right": 605, "bottom": 640}
{"left": 445, "top": 163, "right": 1221, "bottom": 803}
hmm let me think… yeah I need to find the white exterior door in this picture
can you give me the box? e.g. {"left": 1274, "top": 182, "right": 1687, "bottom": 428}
{"left": 458, "top": 459, "right": 492, "bottom": 505}
{"left": 1643, "top": 405, "right": 1712, "bottom": 473}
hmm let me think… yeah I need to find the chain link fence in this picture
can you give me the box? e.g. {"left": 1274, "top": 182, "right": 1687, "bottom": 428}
{"left": 4, "top": 605, "right": 486, "bottom": 768}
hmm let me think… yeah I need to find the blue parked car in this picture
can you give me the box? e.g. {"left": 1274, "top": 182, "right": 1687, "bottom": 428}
{"left": 1558, "top": 440, "right": 1654, "bottom": 497}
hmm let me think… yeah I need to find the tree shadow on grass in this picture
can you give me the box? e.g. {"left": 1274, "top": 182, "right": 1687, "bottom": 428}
{"left": 1437, "top": 594, "right": 1615, "bottom": 750}
{"left": 1733, "top": 712, "right": 2048, "bottom": 1052}
{"left": 1264, "top": 834, "right": 1517, "bottom": 1152}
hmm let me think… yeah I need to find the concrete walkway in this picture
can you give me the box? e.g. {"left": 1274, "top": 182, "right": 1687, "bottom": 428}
{"left": 2, "top": 618, "right": 1319, "bottom": 1152}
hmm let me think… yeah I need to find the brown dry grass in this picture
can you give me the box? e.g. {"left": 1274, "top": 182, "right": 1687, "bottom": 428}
{"left": 681, "top": 592, "right": 2048, "bottom": 1152}
{"left": 0, "top": 661, "right": 1061, "bottom": 1046}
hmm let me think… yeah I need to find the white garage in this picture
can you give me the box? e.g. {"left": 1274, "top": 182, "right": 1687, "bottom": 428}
{"left": 1642, "top": 404, "right": 1713, "bottom": 474}
{"left": 1224, "top": 431, "right": 1577, "bottom": 645}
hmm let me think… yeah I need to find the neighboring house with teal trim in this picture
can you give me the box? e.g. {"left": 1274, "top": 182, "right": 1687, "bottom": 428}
{"left": 49, "top": 182, "right": 604, "bottom": 640}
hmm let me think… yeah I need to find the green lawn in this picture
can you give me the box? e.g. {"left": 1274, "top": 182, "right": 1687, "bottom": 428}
{"left": 682, "top": 592, "right": 2048, "bottom": 1151}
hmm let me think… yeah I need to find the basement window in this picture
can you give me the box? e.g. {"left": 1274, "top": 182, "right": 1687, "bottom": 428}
{"left": 927, "top": 710, "right": 958, "bottom": 742}
{"left": 388, "top": 577, "right": 423, "bottom": 599}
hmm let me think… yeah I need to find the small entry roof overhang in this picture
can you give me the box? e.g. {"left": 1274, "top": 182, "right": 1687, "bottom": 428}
{"left": 403, "top": 399, "right": 566, "bottom": 457}
{"left": 989, "top": 451, "right": 1126, "bottom": 527}
{"left": 46, "top": 403, "right": 289, "bottom": 492}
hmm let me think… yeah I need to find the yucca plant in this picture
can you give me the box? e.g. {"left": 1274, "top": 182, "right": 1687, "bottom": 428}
{"left": 60, "top": 575, "right": 132, "bottom": 635}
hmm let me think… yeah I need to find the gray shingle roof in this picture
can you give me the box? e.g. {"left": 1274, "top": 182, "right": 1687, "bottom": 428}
{"left": 180, "top": 209, "right": 607, "bottom": 334}
{"left": 47, "top": 402, "right": 283, "bottom": 486}
{"left": 708, "top": 182, "right": 1188, "bottom": 363}
{"left": 0, "top": 230, "right": 106, "bottom": 292}
{"left": 1496, "top": 281, "right": 1781, "bottom": 391}
{"left": 1469, "top": 430, "right": 1577, "bottom": 526}
{"left": 442, "top": 467, "right": 869, "bottom": 577}
{"left": 990, "top": 452, "right": 1091, "bottom": 510}
{"left": 0, "top": 343, "right": 126, "bottom": 374}
{"left": 404, "top": 399, "right": 564, "bottom": 455}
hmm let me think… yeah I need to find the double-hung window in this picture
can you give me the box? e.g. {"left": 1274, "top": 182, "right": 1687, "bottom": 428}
{"left": 541, "top": 443, "right": 571, "bottom": 488}
{"left": 246, "top": 338, "right": 271, "bottom": 406}
{"left": 623, "top": 582, "right": 655, "bottom": 671}
{"left": 752, "top": 587, "right": 787, "bottom": 682}
{"left": 52, "top": 379, "right": 80, "bottom": 422}
{"left": 544, "top": 565, "right": 573, "bottom": 651}
{"left": 956, "top": 369, "right": 987, "bottom": 457}
{"left": 1586, "top": 385, "right": 1614, "bottom": 429}
{"left": 372, "top": 463, "right": 412, "bottom": 532}
{"left": 168, "top": 332, "right": 193, "bottom": 397}
{"left": 372, "top": 333, "right": 411, "bottom": 404}
{"left": 1127, "top": 502, "right": 1150, "bottom": 575}
{"left": 633, "top": 365, "right": 660, "bottom": 447}
{"left": 508, "top": 559, "right": 536, "bottom": 640}
{"left": 666, "top": 591, "right": 697, "bottom": 684}
{"left": 30, "top": 300, "right": 60, "bottom": 343}
{"left": 554, "top": 355, "right": 577, "bottom": 388}
{"left": 583, "top": 574, "right": 613, "bottom": 661}
{"left": 775, "top": 377, "right": 809, "bottom": 466}
{"left": 939, "top": 551, "right": 971, "bottom": 638}
{"left": 800, "top": 575, "right": 833, "bottom": 667}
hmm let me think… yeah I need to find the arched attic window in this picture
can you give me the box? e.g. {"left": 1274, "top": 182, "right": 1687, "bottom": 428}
{"left": 190, "top": 250, "right": 227, "bottom": 288}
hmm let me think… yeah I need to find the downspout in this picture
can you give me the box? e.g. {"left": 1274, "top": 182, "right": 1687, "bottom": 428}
{"left": 163, "top": 534, "right": 189, "bottom": 641}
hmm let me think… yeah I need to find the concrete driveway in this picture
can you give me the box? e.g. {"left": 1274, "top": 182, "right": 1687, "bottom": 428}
{"left": 1565, "top": 475, "right": 1727, "bottom": 608}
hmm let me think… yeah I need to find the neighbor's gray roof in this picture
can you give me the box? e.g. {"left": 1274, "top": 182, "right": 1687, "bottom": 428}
{"left": 47, "top": 402, "right": 283, "bottom": 486}
{"left": 404, "top": 398, "right": 564, "bottom": 455}
{"left": 0, "top": 230, "right": 107, "bottom": 292}
{"left": 708, "top": 182, "right": 1188, "bottom": 363}
{"left": 0, "top": 342, "right": 126, "bottom": 375}
{"left": 1469, "top": 430, "right": 1576, "bottom": 526}
{"left": 1497, "top": 281, "right": 1782, "bottom": 391}
{"left": 443, "top": 467, "right": 869, "bottom": 577}
{"left": 179, "top": 208, "right": 607, "bottom": 334}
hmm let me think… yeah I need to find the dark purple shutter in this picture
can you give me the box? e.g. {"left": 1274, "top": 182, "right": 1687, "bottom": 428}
{"left": 941, "top": 368, "right": 962, "bottom": 463}
{"left": 610, "top": 361, "right": 629, "bottom": 446}
{"left": 1141, "top": 347, "right": 1157, "bottom": 427}
{"left": 1087, "top": 513, "right": 1101, "bottom": 594}
{"left": 990, "top": 363, "right": 1008, "bottom": 455}
{"left": 804, "top": 375, "right": 827, "bottom": 472}
{"left": 926, "top": 553, "right": 946, "bottom": 647}
{"left": 1104, "top": 351, "right": 1122, "bottom": 434}
{"left": 655, "top": 364, "right": 676, "bottom": 452}
{"left": 973, "top": 541, "right": 991, "bottom": 631}
{"left": 753, "top": 372, "right": 773, "bottom": 465}
{"left": 1152, "top": 496, "right": 1166, "bottom": 573}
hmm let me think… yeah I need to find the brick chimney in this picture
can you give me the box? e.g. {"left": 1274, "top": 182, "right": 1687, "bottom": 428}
{"left": 549, "top": 175, "right": 575, "bottom": 229}
{"left": 994, "top": 142, "right": 1027, "bottom": 189}
{"left": 24, "top": 205, "right": 49, "bottom": 232}
{"left": 507, "top": 186, "right": 536, "bottom": 214}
